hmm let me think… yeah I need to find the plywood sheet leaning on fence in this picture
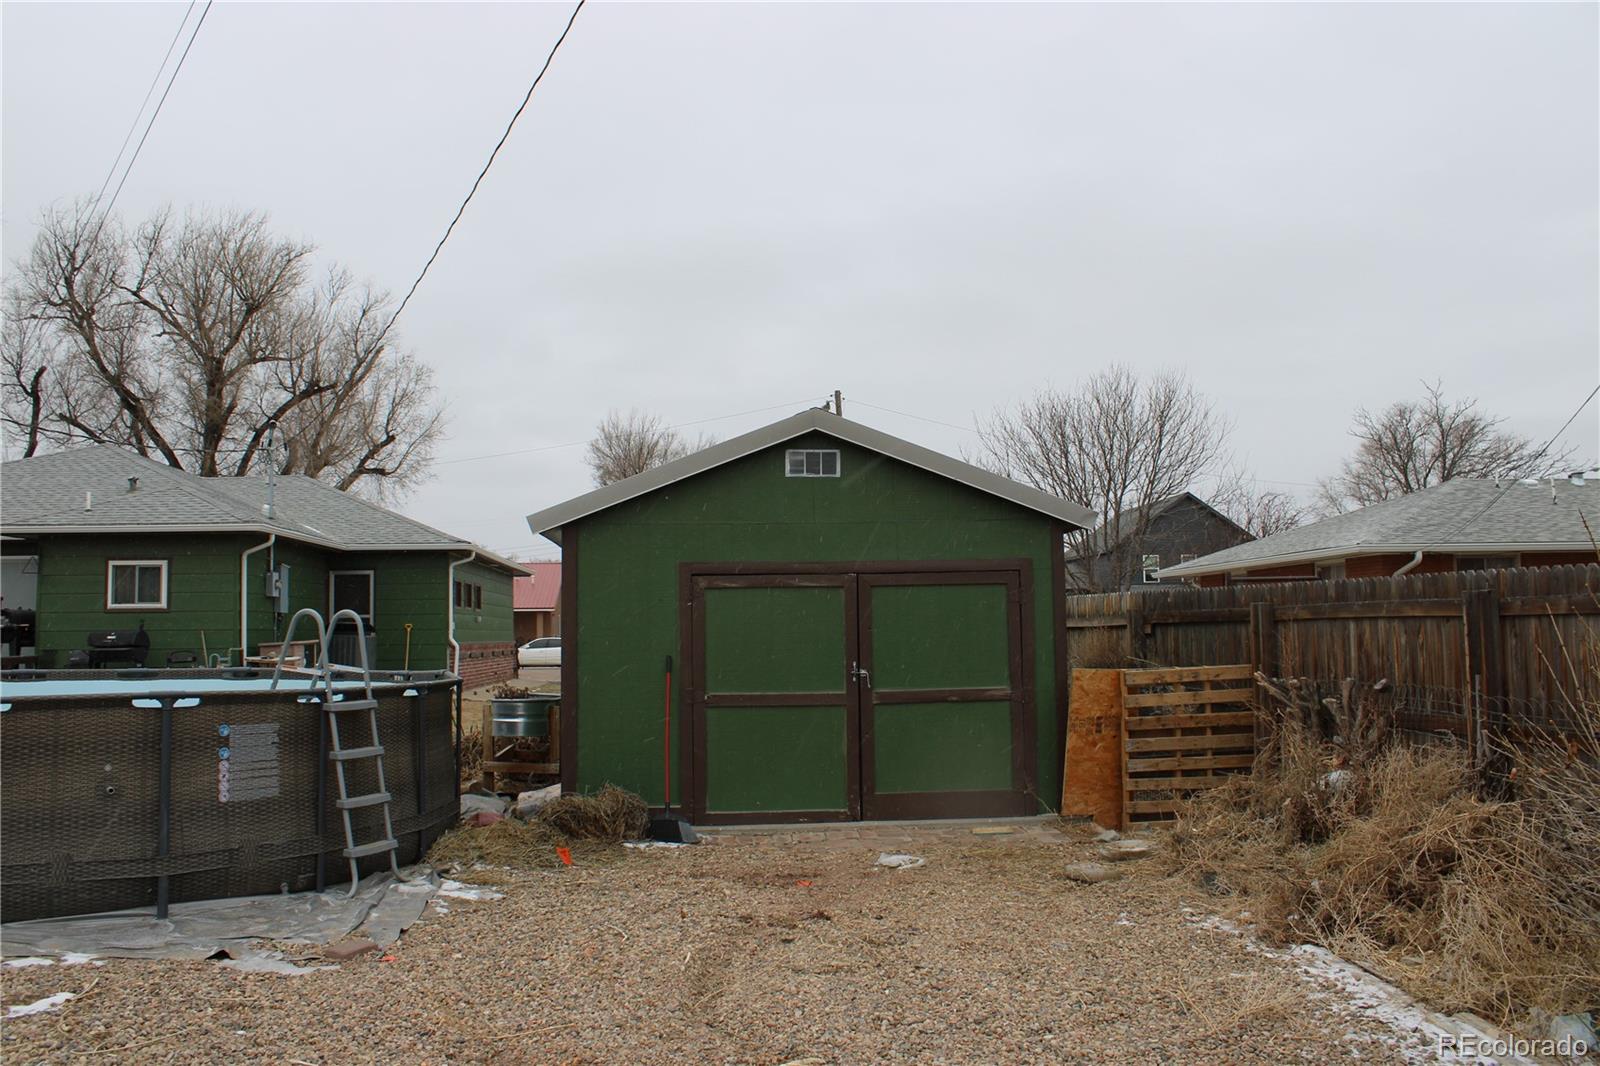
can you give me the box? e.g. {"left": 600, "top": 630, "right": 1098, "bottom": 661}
{"left": 1061, "top": 669, "right": 1124, "bottom": 828}
{"left": 1121, "top": 664, "right": 1256, "bottom": 831}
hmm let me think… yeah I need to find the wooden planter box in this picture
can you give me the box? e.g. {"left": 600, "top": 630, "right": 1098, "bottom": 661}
{"left": 480, "top": 695, "right": 560, "bottom": 791}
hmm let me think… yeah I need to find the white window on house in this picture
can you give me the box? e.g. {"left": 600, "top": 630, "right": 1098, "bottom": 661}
{"left": 107, "top": 560, "right": 167, "bottom": 609}
{"left": 786, "top": 449, "right": 840, "bottom": 478}
{"left": 329, "top": 571, "right": 375, "bottom": 624}
{"left": 1141, "top": 554, "right": 1161, "bottom": 583}
{"left": 1319, "top": 561, "right": 1347, "bottom": 580}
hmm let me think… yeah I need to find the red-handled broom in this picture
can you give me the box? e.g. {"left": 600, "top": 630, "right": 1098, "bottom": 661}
{"left": 649, "top": 655, "right": 699, "bottom": 843}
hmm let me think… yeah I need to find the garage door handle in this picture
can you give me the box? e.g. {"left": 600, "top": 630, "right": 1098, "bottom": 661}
{"left": 850, "top": 661, "right": 871, "bottom": 687}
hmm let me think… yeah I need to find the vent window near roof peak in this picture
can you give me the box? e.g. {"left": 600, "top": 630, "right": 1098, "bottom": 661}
{"left": 786, "top": 449, "right": 839, "bottom": 478}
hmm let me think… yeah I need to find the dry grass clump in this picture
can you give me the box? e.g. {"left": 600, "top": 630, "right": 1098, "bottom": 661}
{"left": 537, "top": 784, "right": 649, "bottom": 842}
{"left": 428, "top": 816, "right": 567, "bottom": 868}
{"left": 427, "top": 785, "right": 650, "bottom": 871}
{"left": 1068, "top": 626, "right": 1126, "bottom": 671}
{"left": 1167, "top": 708, "right": 1600, "bottom": 1025}
{"left": 458, "top": 728, "right": 485, "bottom": 790}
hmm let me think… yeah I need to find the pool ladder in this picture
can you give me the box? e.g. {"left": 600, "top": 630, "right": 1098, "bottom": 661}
{"left": 271, "top": 608, "right": 404, "bottom": 895}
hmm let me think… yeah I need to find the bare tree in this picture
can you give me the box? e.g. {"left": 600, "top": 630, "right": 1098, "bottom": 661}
{"left": 1318, "top": 381, "right": 1572, "bottom": 513}
{"left": 0, "top": 202, "right": 443, "bottom": 499}
{"left": 585, "top": 409, "right": 714, "bottom": 486}
{"left": 1209, "top": 479, "right": 1311, "bottom": 538}
{"left": 1, "top": 289, "right": 54, "bottom": 458}
{"left": 975, "top": 366, "right": 1231, "bottom": 590}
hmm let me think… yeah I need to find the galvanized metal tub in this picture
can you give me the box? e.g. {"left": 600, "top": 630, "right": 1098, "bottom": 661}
{"left": 490, "top": 694, "right": 558, "bottom": 738}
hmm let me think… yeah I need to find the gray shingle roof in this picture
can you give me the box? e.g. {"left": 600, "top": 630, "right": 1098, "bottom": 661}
{"left": 1067, "top": 491, "right": 1251, "bottom": 560}
{"left": 1160, "top": 476, "right": 1600, "bottom": 578}
{"left": 0, "top": 445, "right": 527, "bottom": 572}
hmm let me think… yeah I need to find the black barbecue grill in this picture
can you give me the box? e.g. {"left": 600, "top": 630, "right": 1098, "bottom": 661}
{"left": 83, "top": 623, "right": 150, "bottom": 668}
{"left": 1, "top": 607, "right": 36, "bottom": 658}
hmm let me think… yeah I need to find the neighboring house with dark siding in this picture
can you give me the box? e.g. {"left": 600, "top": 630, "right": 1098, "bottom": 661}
{"left": 1159, "top": 475, "right": 1600, "bottom": 585}
{"left": 0, "top": 446, "right": 526, "bottom": 685}
{"left": 1066, "top": 493, "right": 1254, "bottom": 592}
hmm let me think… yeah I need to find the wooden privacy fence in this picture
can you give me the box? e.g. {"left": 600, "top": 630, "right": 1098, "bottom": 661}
{"left": 1063, "top": 564, "right": 1600, "bottom": 755}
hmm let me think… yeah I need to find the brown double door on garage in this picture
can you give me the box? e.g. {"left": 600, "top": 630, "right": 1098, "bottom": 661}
{"left": 683, "top": 564, "right": 1035, "bottom": 824}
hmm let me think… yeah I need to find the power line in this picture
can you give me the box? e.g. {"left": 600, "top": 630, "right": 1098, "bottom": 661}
{"left": 91, "top": 1, "right": 213, "bottom": 242}
{"left": 1413, "top": 382, "right": 1600, "bottom": 553}
{"left": 92, "top": 2, "right": 197, "bottom": 209}
{"left": 432, "top": 437, "right": 586, "bottom": 467}
{"left": 432, "top": 396, "right": 824, "bottom": 467}
{"left": 375, "top": 0, "right": 586, "bottom": 348}
{"left": 851, "top": 398, "right": 977, "bottom": 435}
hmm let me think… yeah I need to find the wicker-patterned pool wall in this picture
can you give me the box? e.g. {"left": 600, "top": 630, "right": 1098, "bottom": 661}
{"left": 0, "top": 669, "right": 461, "bottom": 923}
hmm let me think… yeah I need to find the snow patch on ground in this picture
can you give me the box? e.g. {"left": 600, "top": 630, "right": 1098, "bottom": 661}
{"left": 436, "top": 880, "right": 504, "bottom": 902}
{"left": 1287, "top": 945, "right": 1461, "bottom": 1063}
{"left": 1183, "top": 909, "right": 1533, "bottom": 1065}
{"left": 6, "top": 992, "right": 75, "bottom": 1019}
{"left": 3, "top": 953, "right": 102, "bottom": 969}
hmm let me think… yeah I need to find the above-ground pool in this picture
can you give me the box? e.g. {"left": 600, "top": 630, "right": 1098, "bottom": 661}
{"left": 0, "top": 668, "right": 461, "bottom": 923}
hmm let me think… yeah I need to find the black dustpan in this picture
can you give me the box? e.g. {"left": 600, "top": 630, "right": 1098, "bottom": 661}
{"left": 650, "top": 655, "right": 700, "bottom": 844}
{"left": 649, "top": 811, "right": 699, "bottom": 843}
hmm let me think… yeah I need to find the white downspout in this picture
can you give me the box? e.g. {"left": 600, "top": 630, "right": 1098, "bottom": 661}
{"left": 447, "top": 550, "right": 477, "bottom": 676}
{"left": 1393, "top": 550, "right": 1426, "bottom": 576}
{"left": 241, "top": 534, "right": 276, "bottom": 666}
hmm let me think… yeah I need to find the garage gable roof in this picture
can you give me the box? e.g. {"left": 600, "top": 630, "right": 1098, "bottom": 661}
{"left": 526, "top": 408, "right": 1097, "bottom": 543}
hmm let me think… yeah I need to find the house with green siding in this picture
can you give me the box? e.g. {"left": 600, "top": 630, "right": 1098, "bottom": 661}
{"left": 525, "top": 408, "right": 1096, "bottom": 824}
{"left": 0, "top": 446, "right": 525, "bottom": 685}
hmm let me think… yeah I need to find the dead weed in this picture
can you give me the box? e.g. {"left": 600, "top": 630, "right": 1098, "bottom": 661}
{"left": 1166, "top": 707, "right": 1600, "bottom": 1026}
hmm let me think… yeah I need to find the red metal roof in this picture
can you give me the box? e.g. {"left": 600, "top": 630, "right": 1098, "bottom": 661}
{"left": 513, "top": 562, "right": 561, "bottom": 611}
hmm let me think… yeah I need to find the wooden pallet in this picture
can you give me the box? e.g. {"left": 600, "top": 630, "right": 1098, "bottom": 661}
{"left": 1120, "top": 664, "right": 1255, "bottom": 830}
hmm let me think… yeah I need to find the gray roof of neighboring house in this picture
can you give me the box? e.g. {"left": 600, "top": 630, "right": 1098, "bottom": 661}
{"left": 1066, "top": 491, "right": 1251, "bottom": 560}
{"left": 0, "top": 445, "right": 528, "bottom": 573}
{"left": 1159, "top": 476, "right": 1600, "bottom": 578}
{"left": 524, "top": 408, "right": 1098, "bottom": 542}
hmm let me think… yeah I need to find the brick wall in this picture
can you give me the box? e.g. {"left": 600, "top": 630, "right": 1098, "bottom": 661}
{"left": 449, "top": 641, "right": 517, "bottom": 689}
{"left": 1237, "top": 562, "right": 1318, "bottom": 580}
{"left": 1200, "top": 550, "right": 1597, "bottom": 586}
{"left": 1343, "top": 552, "right": 1455, "bottom": 579}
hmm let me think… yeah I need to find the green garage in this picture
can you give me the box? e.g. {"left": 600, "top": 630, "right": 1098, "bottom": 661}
{"left": 525, "top": 409, "right": 1093, "bottom": 824}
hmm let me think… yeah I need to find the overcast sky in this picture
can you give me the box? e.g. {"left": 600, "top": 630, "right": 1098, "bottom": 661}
{"left": 4, "top": 2, "right": 1596, "bottom": 560}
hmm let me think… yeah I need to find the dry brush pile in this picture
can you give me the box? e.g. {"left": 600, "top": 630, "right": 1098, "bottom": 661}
{"left": 426, "top": 784, "right": 649, "bottom": 870}
{"left": 1166, "top": 674, "right": 1600, "bottom": 1027}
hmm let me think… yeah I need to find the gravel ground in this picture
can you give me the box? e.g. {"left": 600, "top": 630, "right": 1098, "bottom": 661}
{"left": 2, "top": 820, "right": 1444, "bottom": 1064}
